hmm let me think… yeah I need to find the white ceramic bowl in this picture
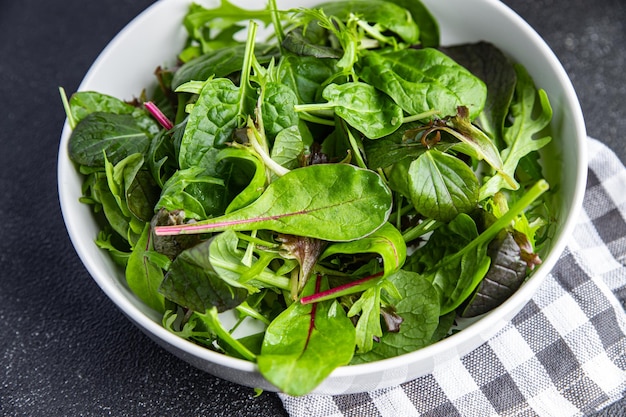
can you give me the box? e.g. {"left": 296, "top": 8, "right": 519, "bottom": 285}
{"left": 58, "top": 0, "right": 587, "bottom": 394}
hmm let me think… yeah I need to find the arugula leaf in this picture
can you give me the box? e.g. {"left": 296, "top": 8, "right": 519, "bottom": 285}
{"left": 257, "top": 276, "right": 356, "bottom": 396}
{"left": 182, "top": 1, "right": 273, "bottom": 55}
{"left": 347, "top": 278, "right": 400, "bottom": 353}
{"left": 387, "top": 0, "right": 439, "bottom": 47}
{"left": 479, "top": 64, "right": 552, "bottom": 199}
{"left": 316, "top": 0, "right": 421, "bottom": 45}
{"left": 351, "top": 269, "right": 440, "bottom": 363}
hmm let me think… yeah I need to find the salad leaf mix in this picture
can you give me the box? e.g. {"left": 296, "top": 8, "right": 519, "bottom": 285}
{"left": 61, "top": 0, "right": 555, "bottom": 395}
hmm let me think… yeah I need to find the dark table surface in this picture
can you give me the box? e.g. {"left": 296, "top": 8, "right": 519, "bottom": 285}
{"left": 2, "top": 0, "right": 625, "bottom": 416}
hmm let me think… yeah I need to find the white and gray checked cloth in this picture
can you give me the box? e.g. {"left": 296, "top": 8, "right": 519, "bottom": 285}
{"left": 279, "top": 137, "right": 626, "bottom": 417}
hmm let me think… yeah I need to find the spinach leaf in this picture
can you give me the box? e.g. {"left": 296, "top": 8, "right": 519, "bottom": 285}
{"left": 407, "top": 149, "right": 479, "bottom": 222}
{"left": 296, "top": 82, "right": 404, "bottom": 139}
{"left": 154, "top": 163, "right": 393, "bottom": 242}
{"left": 261, "top": 81, "right": 300, "bottom": 142}
{"left": 479, "top": 65, "right": 553, "bottom": 199}
{"left": 270, "top": 125, "right": 307, "bottom": 172}
{"left": 160, "top": 238, "right": 248, "bottom": 313}
{"left": 257, "top": 276, "right": 356, "bottom": 396}
{"left": 358, "top": 49, "right": 487, "bottom": 119}
{"left": 178, "top": 78, "right": 242, "bottom": 173}
{"left": 126, "top": 223, "right": 166, "bottom": 313}
{"left": 68, "top": 91, "right": 137, "bottom": 125}
{"left": 278, "top": 54, "right": 338, "bottom": 104}
{"left": 68, "top": 112, "right": 153, "bottom": 167}
{"left": 351, "top": 269, "right": 440, "bottom": 363}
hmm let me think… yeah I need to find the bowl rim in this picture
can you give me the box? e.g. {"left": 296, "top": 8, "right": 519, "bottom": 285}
{"left": 57, "top": 0, "right": 588, "bottom": 383}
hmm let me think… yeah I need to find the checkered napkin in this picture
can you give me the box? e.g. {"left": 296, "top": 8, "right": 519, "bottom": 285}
{"left": 279, "top": 137, "right": 626, "bottom": 417}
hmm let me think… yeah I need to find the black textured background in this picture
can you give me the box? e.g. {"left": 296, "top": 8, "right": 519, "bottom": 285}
{"left": 1, "top": 1, "right": 625, "bottom": 416}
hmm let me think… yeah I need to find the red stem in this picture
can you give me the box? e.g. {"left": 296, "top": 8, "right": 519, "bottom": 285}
{"left": 144, "top": 101, "right": 173, "bottom": 130}
{"left": 300, "top": 271, "right": 384, "bottom": 305}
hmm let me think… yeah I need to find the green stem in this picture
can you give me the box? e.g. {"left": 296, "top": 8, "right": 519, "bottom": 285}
{"left": 238, "top": 20, "right": 258, "bottom": 126}
{"left": 402, "top": 218, "right": 442, "bottom": 242}
{"left": 268, "top": 0, "right": 285, "bottom": 46}
{"left": 403, "top": 109, "right": 441, "bottom": 124}
{"left": 448, "top": 179, "right": 549, "bottom": 264}
{"left": 342, "top": 121, "right": 367, "bottom": 169}
{"left": 200, "top": 308, "right": 256, "bottom": 361}
{"left": 296, "top": 111, "right": 336, "bottom": 127}
{"left": 247, "top": 121, "right": 290, "bottom": 177}
{"left": 59, "top": 87, "right": 76, "bottom": 129}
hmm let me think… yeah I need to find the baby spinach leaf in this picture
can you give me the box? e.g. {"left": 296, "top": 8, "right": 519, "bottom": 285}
{"left": 154, "top": 163, "right": 393, "bottom": 242}
{"left": 159, "top": 238, "right": 248, "bottom": 313}
{"left": 358, "top": 49, "right": 487, "bottom": 119}
{"left": 408, "top": 149, "right": 479, "bottom": 222}
{"left": 321, "top": 222, "right": 406, "bottom": 277}
{"left": 351, "top": 269, "right": 440, "bottom": 363}
{"left": 317, "top": 1, "right": 420, "bottom": 45}
{"left": 126, "top": 223, "right": 166, "bottom": 313}
{"left": 178, "top": 78, "right": 242, "bottom": 173}
{"left": 68, "top": 112, "right": 152, "bottom": 167}
{"left": 309, "top": 82, "right": 404, "bottom": 139}
{"left": 68, "top": 91, "right": 137, "bottom": 125}
{"left": 261, "top": 82, "right": 300, "bottom": 142}
{"left": 270, "top": 125, "right": 307, "bottom": 172}
{"left": 479, "top": 65, "right": 553, "bottom": 199}
{"left": 257, "top": 276, "right": 356, "bottom": 396}
{"left": 278, "top": 54, "right": 338, "bottom": 104}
